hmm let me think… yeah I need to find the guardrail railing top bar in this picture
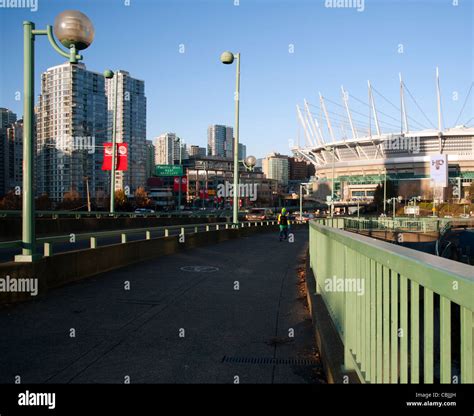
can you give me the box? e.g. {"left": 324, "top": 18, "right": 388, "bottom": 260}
{"left": 0, "top": 220, "right": 279, "bottom": 253}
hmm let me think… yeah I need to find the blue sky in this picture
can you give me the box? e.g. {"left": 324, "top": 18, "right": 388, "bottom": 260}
{"left": 0, "top": 0, "right": 472, "bottom": 158}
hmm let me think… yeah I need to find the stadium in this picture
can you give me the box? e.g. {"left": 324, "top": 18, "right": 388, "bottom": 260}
{"left": 292, "top": 69, "right": 474, "bottom": 206}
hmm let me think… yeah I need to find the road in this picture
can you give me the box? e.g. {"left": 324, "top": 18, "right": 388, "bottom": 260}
{"left": 0, "top": 228, "right": 325, "bottom": 384}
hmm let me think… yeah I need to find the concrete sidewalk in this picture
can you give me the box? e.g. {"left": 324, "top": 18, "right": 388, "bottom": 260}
{"left": 0, "top": 228, "right": 326, "bottom": 384}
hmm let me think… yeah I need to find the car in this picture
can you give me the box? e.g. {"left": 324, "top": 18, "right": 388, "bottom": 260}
{"left": 134, "top": 208, "right": 155, "bottom": 216}
{"left": 245, "top": 208, "right": 274, "bottom": 221}
{"left": 295, "top": 213, "right": 315, "bottom": 223}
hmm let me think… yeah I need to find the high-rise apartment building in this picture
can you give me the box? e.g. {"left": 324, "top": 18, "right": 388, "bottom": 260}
{"left": 188, "top": 145, "right": 206, "bottom": 158}
{"left": 36, "top": 63, "right": 108, "bottom": 202}
{"left": 263, "top": 153, "right": 289, "bottom": 185}
{"left": 238, "top": 143, "right": 246, "bottom": 160}
{"left": 5, "top": 120, "right": 23, "bottom": 193}
{"left": 105, "top": 70, "right": 147, "bottom": 194}
{"left": 145, "top": 140, "right": 155, "bottom": 178}
{"left": 207, "top": 125, "right": 232, "bottom": 157}
{"left": 0, "top": 108, "right": 17, "bottom": 196}
{"left": 154, "top": 133, "right": 177, "bottom": 165}
{"left": 154, "top": 133, "right": 188, "bottom": 165}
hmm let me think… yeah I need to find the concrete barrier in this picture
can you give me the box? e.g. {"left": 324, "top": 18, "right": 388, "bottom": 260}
{"left": 0, "top": 223, "right": 291, "bottom": 307}
{"left": 0, "top": 216, "right": 226, "bottom": 241}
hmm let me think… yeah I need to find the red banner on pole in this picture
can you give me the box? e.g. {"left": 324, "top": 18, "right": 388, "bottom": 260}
{"left": 173, "top": 176, "right": 188, "bottom": 192}
{"left": 117, "top": 143, "right": 128, "bottom": 171}
{"left": 102, "top": 143, "right": 113, "bottom": 170}
{"left": 199, "top": 189, "right": 209, "bottom": 200}
{"left": 102, "top": 143, "right": 128, "bottom": 171}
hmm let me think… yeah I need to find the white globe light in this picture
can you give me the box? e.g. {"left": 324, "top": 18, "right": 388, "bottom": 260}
{"left": 54, "top": 10, "right": 95, "bottom": 51}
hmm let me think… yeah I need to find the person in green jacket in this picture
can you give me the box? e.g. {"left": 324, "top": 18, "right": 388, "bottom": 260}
{"left": 278, "top": 207, "right": 289, "bottom": 241}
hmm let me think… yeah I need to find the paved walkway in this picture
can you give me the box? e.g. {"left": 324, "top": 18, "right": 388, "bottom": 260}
{"left": 0, "top": 228, "right": 325, "bottom": 383}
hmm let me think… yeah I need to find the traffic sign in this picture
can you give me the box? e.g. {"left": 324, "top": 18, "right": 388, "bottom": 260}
{"left": 155, "top": 165, "right": 183, "bottom": 177}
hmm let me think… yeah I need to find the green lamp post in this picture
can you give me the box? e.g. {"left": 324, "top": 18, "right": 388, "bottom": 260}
{"left": 220, "top": 51, "right": 240, "bottom": 226}
{"left": 102, "top": 69, "right": 118, "bottom": 214}
{"left": 15, "top": 10, "right": 94, "bottom": 262}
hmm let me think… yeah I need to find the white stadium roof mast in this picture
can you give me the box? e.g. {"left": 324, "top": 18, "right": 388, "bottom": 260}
{"left": 399, "top": 73, "right": 409, "bottom": 134}
{"left": 368, "top": 80, "right": 381, "bottom": 136}
{"left": 319, "top": 92, "right": 336, "bottom": 143}
{"left": 341, "top": 85, "right": 358, "bottom": 140}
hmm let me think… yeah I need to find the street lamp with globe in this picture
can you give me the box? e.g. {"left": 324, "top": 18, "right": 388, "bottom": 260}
{"left": 242, "top": 155, "right": 257, "bottom": 172}
{"left": 220, "top": 51, "right": 241, "bottom": 226}
{"left": 16, "top": 11, "right": 94, "bottom": 262}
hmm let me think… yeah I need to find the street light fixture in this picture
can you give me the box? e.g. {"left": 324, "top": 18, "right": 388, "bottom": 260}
{"left": 324, "top": 145, "right": 336, "bottom": 217}
{"left": 242, "top": 155, "right": 256, "bottom": 172}
{"left": 220, "top": 51, "right": 240, "bottom": 226}
{"left": 299, "top": 182, "right": 311, "bottom": 222}
{"left": 387, "top": 196, "right": 403, "bottom": 220}
{"left": 174, "top": 136, "right": 184, "bottom": 211}
{"left": 16, "top": 10, "right": 94, "bottom": 262}
{"left": 409, "top": 195, "right": 421, "bottom": 218}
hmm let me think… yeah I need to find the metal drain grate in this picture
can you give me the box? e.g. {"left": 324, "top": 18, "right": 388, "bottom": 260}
{"left": 222, "top": 356, "right": 318, "bottom": 366}
{"left": 117, "top": 299, "right": 162, "bottom": 306}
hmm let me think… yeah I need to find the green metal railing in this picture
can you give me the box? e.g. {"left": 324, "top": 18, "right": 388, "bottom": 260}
{"left": 0, "top": 209, "right": 236, "bottom": 219}
{"left": 343, "top": 217, "right": 474, "bottom": 233}
{"left": 309, "top": 219, "right": 473, "bottom": 384}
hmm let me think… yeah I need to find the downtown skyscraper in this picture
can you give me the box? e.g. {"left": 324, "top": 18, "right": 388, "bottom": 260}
{"left": 0, "top": 108, "right": 18, "bottom": 196}
{"left": 207, "top": 124, "right": 233, "bottom": 157}
{"left": 36, "top": 63, "right": 108, "bottom": 202}
{"left": 105, "top": 70, "right": 147, "bottom": 194}
{"left": 35, "top": 64, "right": 147, "bottom": 203}
{"left": 154, "top": 133, "right": 178, "bottom": 165}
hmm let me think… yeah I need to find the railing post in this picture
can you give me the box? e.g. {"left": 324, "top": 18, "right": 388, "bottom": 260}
{"left": 146, "top": 231, "right": 151, "bottom": 240}
{"left": 121, "top": 233, "right": 127, "bottom": 243}
{"left": 460, "top": 307, "right": 473, "bottom": 383}
{"left": 164, "top": 229, "right": 169, "bottom": 237}
{"left": 216, "top": 224, "right": 219, "bottom": 230}
{"left": 206, "top": 225, "right": 210, "bottom": 232}
{"left": 194, "top": 226, "right": 198, "bottom": 233}
{"left": 44, "top": 242, "right": 52, "bottom": 257}
{"left": 90, "top": 237, "right": 97, "bottom": 248}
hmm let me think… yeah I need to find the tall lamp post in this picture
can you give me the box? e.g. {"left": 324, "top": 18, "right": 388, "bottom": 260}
{"left": 324, "top": 145, "right": 336, "bottom": 217}
{"left": 380, "top": 169, "right": 387, "bottom": 215}
{"left": 175, "top": 136, "right": 183, "bottom": 211}
{"left": 387, "top": 196, "right": 403, "bottom": 220}
{"left": 221, "top": 51, "right": 240, "bottom": 226}
{"left": 103, "top": 69, "right": 118, "bottom": 214}
{"left": 409, "top": 196, "right": 421, "bottom": 218}
{"left": 299, "top": 182, "right": 311, "bottom": 222}
{"left": 241, "top": 156, "right": 256, "bottom": 210}
{"left": 16, "top": 10, "right": 94, "bottom": 262}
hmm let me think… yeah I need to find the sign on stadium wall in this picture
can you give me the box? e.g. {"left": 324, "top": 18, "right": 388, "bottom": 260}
{"left": 430, "top": 154, "right": 448, "bottom": 187}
